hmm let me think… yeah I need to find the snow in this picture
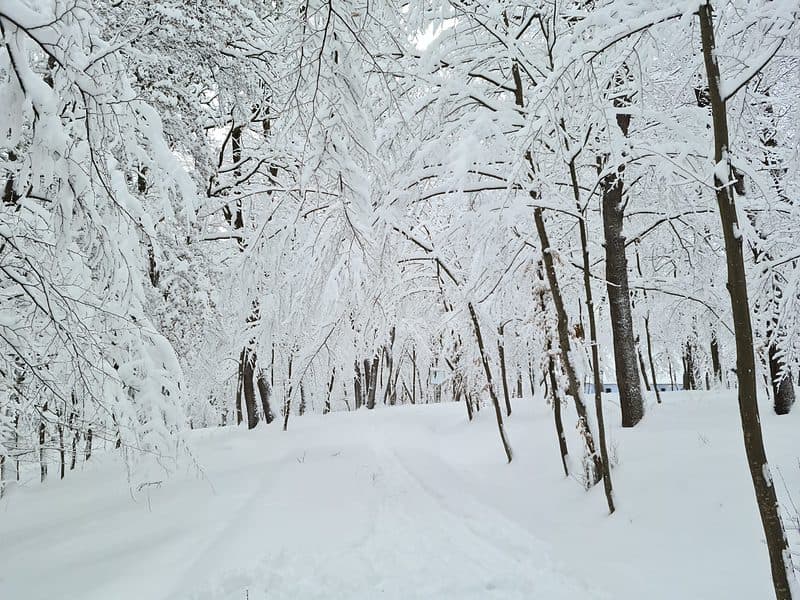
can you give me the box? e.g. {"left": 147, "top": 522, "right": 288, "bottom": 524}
{"left": 1, "top": 391, "right": 798, "bottom": 599}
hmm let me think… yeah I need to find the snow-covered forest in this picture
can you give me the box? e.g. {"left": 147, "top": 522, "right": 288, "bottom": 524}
{"left": 1, "top": 0, "right": 800, "bottom": 597}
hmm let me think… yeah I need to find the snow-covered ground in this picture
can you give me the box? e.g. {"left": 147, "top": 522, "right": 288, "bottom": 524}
{"left": 1, "top": 391, "right": 798, "bottom": 599}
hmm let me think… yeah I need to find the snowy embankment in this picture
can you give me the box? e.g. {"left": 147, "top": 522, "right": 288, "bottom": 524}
{"left": 1, "top": 391, "right": 798, "bottom": 599}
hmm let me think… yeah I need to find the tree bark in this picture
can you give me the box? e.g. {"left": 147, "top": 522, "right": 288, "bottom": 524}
{"left": 533, "top": 208, "right": 602, "bottom": 485}
{"left": 710, "top": 334, "right": 723, "bottom": 386}
{"left": 644, "top": 318, "right": 662, "bottom": 404}
{"left": 467, "top": 302, "right": 513, "bottom": 463}
{"left": 283, "top": 355, "right": 294, "bottom": 431}
{"left": 85, "top": 427, "right": 93, "bottom": 462}
{"left": 570, "top": 154, "right": 615, "bottom": 512}
{"left": 367, "top": 355, "right": 379, "bottom": 409}
{"left": 324, "top": 368, "right": 335, "bottom": 415}
{"left": 39, "top": 404, "right": 47, "bottom": 483}
{"left": 768, "top": 344, "right": 795, "bottom": 415}
{"left": 256, "top": 370, "right": 274, "bottom": 424}
{"left": 698, "top": 5, "right": 795, "bottom": 597}
{"left": 547, "top": 346, "right": 569, "bottom": 478}
{"left": 497, "top": 323, "right": 512, "bottom": 416}
{"left": 599, "top": 70, "right": 644, "bottom": 428}
{"left": 242, "top": 349, "right": 259, "bottom": 430}
{"left": 601, "top": 164, "right": 644, "bottom": 426}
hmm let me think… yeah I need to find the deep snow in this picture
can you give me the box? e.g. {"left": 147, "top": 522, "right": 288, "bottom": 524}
{"left": 1, "top": 391, "right": 798, "bottom": 599}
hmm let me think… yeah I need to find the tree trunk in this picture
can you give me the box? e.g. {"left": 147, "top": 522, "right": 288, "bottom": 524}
{"left": 644, "top": 317, "right": 662, "bottom": 404}
{"left": 638, "top": 345, "right": 651, "bottom": 391}
{"left": 283, "top": 355, "right": 294, "bottom": 431}
{"left": 601, "top": 169, "right": 644, "bottom": 426}
{"left": 299, "top": 383, "right": 306, "bottom": 416}
{"left": 57, "top": 411, "right": 65, "bottom": 480}
{"left": 85, "top": 427, "right": 93, "bottom": 462}
{"left": 353, "top": 360, "right": 363, "bottom": 410}
{"left": 367, "top": 355, "right": 379, "bottom": 409}
{"left": 235, "top": 348, "right": 245, "bottom": 425}
{"left": 710, "top": 334, "right": 723, "bottom": 386}
{"left": 768, "top": 344, "right": 795, "bottom": 416}
{"left": 698, "top": 6, "right": 795, "bottom": 597}
{"left": 467, "top": 302, "right": 513, "bottom": 463}
{"left": 497, "top": 323, "right": 512, "bottom": 416}
{"left": 39, "top": 405, "right": 47, "bottom": 483}
{"left": 324, "top": 368, "right": 335, "bottom": 415}
{"left": 411, "top": 348, "right": 417, "bottom": 405}
{"left": 570, "top": 157, "right": 615, "bottom": 511}
{"left": 683, "top": 340, "right": 698, "bottom": 390}
{"left": 534, "top": 208, "right": 602, "bottom": 485}
{"left": 599, "top": 72, "right": 644, "bottom": 428}
{"left": 547, "top": 348, "right": 569, "bottom": 478}
{"left": 256, "top": 370, "right": 274, "bottom": 424}
{"left": 242, "top": 349, "right": 259, "bottom": 430}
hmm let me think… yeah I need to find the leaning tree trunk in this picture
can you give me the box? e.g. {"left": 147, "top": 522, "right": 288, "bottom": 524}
{"left": 533, "top": 208, "right": 602, "bottom": 485}
{"left": 698, "top": 5, "right": 795, "bottom": 597}
{"left": 467, "top": 302, "right": 513, "bottom": 463}
{"left": 497, "top": 323, "right": 512, "bottom": 416}
{"left": 600, "top": 84, "right": 644, "bottom": 427}
{"left": 570, "top": 153, "right": 615, "bottom": 512}
{"left": 546, "top": 340, "right": 569, "bottom": 478}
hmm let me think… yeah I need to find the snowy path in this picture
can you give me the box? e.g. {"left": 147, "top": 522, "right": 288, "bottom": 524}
{"left": 0, "top": 409, "right": 600, "bottom": 600}
{"left": 3, "top": 394, "right": 797, "bottom": 599}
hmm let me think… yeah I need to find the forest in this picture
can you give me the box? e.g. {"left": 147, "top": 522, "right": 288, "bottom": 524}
{"left": 1, "top": 0, "right": 800, "bottom": 598}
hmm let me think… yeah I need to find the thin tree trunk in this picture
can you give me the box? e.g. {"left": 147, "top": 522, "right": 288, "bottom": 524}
{"left": 383, "top": 328, "right": 395, "bottom": 405}
{"left": 497, "top": 323, "right": 512, "bottom": 416}
{"left": 353, "top": 360, "right": 363, "bottom": 410}
{"left": 638, "top": 345, "right": 651, "bottom": 391}
{"left": 547, "top": 348, "right": 569, "bottom": 477}
{"left": 283, "top": 355, "right": 294, "bottom": 431}
{"left": 39, "top": 404, "right": 47, "bottom": 483}
{"left": 569, "top": 154, "right": 615, "bottom": 512}
{"left": 698, "top": 6, "right": 795, "bottom": 596}
{"left": 235, "top": 348, "right": 245, "bottom": 425}
{"left": 299, "top": 383, "right": 306, "bottom": 416}
{"left": 85, "top": 427, "right": 93, "bottom": 462}
{"left": 644, "top": 317, "right": 662, "bottom": 404}
{"left": 710, "top": 334, "right": 723, "bottom": 385}
{"left": 324, "top": 368, "right": 335, "bottom": 415}
{"left": 467, "top": 302, "right": 513, "bottom": 463}
{"left": 411, "top": 349, "right": 417, "bottom": 405}
{"left": 668, "top": 356, "right": 676, "bottom": 391}
{"left": 683, "top": 341, "right": 698, "bottom": 390}
{"left": 57, "top": 411, "right": 65, "bottom": 480}
{"left": 534, "top": 208, "right": 602, "bottom": 485}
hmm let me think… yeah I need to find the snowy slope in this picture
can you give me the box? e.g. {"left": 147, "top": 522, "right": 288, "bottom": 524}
{"left": 1, "top": 391, "right": 798, "bottom": 599}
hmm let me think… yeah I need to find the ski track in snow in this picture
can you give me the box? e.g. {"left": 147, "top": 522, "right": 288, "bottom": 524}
{"left": 176, "top": 426, "right": 600, "bottom": 600}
